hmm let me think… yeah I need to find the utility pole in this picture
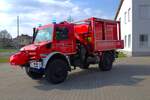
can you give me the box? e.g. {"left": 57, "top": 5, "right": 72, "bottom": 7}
{"left": 17, "top": 16, "right": 20, "bottom": 49}
{"left": 17, "top": 16, "right": 19, "bottom": 37}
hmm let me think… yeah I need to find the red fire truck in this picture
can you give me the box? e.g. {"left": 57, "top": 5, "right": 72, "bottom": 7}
{"left": 10, "top": 17, "right": 124, "bottom": 84}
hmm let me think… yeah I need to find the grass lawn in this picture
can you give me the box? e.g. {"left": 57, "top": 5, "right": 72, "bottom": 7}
{"left": 0, "top": 49, "right": 17, "bottom": 53}
{"left": 0, "top": 49, "right": 17, "bottom": 63}
{"left": 0, "top": 57, "right": 9, "bottom": 63}
{"left": 118, "top": 52, "right": 127, "bottom": 58}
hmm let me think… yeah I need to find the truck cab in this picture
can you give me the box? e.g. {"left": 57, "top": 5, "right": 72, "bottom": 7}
{"left": 32, "top": 22, "right": 76, "bottom": 57}
{"left": 10, "top": 22, "right": 77, "bottom": 84}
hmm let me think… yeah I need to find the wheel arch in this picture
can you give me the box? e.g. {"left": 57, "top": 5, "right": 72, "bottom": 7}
{"left": 43, "top": 52, "right": 71, "bottom": 71}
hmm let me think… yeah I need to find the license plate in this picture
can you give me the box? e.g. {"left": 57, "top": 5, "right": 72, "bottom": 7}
{"left": 30, "top": 61, "right": 42, "bottom": 69}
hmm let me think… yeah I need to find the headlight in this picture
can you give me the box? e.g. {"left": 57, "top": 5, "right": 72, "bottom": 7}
{"left": 20, "top": 48, "right": 24, "bottom": 51}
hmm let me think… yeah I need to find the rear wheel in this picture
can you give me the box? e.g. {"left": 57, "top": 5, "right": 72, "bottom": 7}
{"left": 45, "top": 59, "right": 68, "bottom": 84}
{"left": 25, "top": 67, "right": 43, "bottom": 79}
{"left": 99, "top": 52, "right": 113, "bottom": 71}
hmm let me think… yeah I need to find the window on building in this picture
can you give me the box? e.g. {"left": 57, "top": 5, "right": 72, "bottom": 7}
{"left": 125, "top": 35, "right": 127, "bottom": 47}
{"left": 139, "top": 34, "right": 148, "bottom": 47}
{"left": 124, "top": 12, "right": 127, "bottom": 24}
{"left": 119, "top": 17, "right": 121, "bottom": 23}
{"left": 128, "top": 34, "right": 131, "bottom": 48}
{"left": 128, "top": 8, "right": 131, "bottom": 22}
{"left": 139, "top": 5, "right": 150, "bottom": 19}
{"left": 119, "top": 17, "right": 121, "bottom": 22}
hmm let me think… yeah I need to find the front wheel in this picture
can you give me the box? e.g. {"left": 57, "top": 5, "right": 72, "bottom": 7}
{"left": 25, "top": 67, "right": 43, "bottom": 79}
{"left": 45, "top": 59, "right": 68, "bottom": 84}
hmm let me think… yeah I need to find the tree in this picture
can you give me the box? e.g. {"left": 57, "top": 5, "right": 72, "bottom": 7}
{"left": 0, "top": 30, "right": 12, "bottom": 39}
{"left": 0, "top": 30, "right": 13, "bottom": 48}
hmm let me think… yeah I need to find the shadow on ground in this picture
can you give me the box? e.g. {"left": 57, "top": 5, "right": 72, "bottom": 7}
{"left": 34, "top": 64, "right": 150, "bottom": 91}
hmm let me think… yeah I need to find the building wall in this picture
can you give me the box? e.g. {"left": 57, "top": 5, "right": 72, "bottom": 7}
{"left": 13, "top": 35, "right": 32, "bottom": 48}
{"left": 116, "top": 0, "right": 133, "bottom": 56}
{"left": 132, "top": 0, "right": 150, "bottom": 56}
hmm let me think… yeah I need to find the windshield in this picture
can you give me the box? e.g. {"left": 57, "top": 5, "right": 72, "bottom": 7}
{"left": 34, "top": 27, "right": 53, "bottom": 43}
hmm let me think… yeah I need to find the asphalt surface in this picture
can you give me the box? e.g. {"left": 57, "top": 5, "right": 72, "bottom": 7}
{"left": 0, "top": 57, "right": 150, "bottom": 100}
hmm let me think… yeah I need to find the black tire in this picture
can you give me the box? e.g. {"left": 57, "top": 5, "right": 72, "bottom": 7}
{"left": 25, "top": 67, "right": 43, "bottom": 79}
{"left": 45, "top": 59, "right": 68, "bottom": 84}
{"left": 99, "top": 52, "right": 113, "bottom": 71}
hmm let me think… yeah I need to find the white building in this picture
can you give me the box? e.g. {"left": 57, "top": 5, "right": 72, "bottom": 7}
{"left": 115, "top": 0, "right": 150, "bottom": 56}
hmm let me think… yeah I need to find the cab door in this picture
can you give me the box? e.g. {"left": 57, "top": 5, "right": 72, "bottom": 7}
{"left": 54, "top": 24, "right": 76, "bottom": 54}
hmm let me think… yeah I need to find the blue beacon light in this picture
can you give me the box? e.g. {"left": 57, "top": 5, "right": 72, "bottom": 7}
{"left": 52, "top": 18, "right": 56, "bottom": 24}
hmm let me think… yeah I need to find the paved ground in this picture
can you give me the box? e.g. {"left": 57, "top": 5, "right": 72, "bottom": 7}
{"left": 0, "top": 57, "right": 150, "bottom": 100}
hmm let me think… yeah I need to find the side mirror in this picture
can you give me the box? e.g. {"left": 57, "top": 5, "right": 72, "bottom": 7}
{"left": 32, "top": 27, "right": 38, "bottom": 43}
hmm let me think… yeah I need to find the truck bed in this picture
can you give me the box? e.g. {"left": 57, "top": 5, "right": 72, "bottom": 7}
{"left": 74, "top": 17, "right": 124, "bottom": 52}
{"left": 90, "top": 17, "right": 124, "bottom": 52}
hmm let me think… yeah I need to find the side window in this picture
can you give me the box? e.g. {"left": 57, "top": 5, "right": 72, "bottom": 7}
{"left": 124, "top": 12, "right": 127, "bottom": 24}
{"left": 139, "top": 34, "right": 148, "bottom": 47}
{"left": 56, "top": 27, "right": 69, "bottom": 40}
{"left": 128, "top": 8, "right": 131, "bottom": 22}
{"left": 124, "top": 35, "right": 127, "bottom": 47}
{"left": 128, "top": 34, "right": 131, "bottom": 48}
{"left": 139, "top": 5, "right": 150, "bottom": 20}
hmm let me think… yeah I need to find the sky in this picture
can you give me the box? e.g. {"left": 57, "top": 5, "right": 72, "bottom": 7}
{"left": 0, "top": 0, "right": 120, "bottom": 38}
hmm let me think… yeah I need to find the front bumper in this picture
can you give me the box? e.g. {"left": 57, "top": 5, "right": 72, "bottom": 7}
{"left": 10, "top": 52, "right": 29, "bottom": 65}
{"left": 10, "top": 51, "right": 44, "bottom": 69}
